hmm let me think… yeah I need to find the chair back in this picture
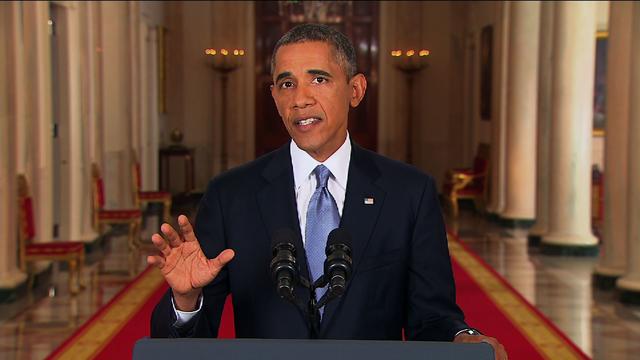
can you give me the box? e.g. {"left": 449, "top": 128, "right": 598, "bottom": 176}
{"left": 17, "top": 174, "right": 36, "bottom": 271}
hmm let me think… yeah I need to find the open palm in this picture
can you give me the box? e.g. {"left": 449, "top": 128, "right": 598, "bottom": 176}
{"left": 148, "top": 215, "right": 235, "bottom": 297}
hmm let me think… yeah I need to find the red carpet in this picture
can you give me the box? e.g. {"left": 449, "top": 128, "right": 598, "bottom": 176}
{"left": 47, "top": 236, "right": 590, "bottom": 360}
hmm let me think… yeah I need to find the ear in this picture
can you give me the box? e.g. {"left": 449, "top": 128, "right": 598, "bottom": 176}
{"left": 349, "top": 74, "right": 367, "bottom": 108}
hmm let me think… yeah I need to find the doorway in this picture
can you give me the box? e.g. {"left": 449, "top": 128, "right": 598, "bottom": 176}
{"left": 254, "top": 1, "right": 379, "bottom": 156}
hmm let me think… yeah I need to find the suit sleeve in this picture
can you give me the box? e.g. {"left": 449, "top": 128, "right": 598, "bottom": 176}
{"left": 150, "top": 180, "right": 230, "bottom": 338}
{"left": 404, "top": 175, "right": 468, "bottom": 341}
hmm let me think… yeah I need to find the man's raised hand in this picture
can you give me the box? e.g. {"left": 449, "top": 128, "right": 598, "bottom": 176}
{"left": 147, "top": 214, "right": 235, "bottom": 311}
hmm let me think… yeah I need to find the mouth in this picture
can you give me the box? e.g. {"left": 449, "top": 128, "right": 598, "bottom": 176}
{"left": 293, "top": 117, "right": 322, "bottom": 131}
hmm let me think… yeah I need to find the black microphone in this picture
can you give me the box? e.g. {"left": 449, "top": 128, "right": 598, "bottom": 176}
{"left": 324, "top": 228, "right": 353, "bottom": 297}
{"left": 270, "top": 228, "right": 299, "bottom": 301}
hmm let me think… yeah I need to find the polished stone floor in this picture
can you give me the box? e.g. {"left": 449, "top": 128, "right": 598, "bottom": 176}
{"left": 1, "top": 200, "right": 639, "bottom": 359}
{"left": 446, "top": 207, "right": 640, "bottom": 360}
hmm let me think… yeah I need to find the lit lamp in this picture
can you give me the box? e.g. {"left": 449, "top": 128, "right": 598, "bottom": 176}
{"left": 391, "top": 49, "right": 430, "bottom": 164}
{"left": 204, "top": 48, "right": 246, "bottom": 171}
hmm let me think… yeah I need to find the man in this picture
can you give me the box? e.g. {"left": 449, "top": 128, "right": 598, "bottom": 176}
{"left": 149, "top": 23, "right": 506, "bottom": 359}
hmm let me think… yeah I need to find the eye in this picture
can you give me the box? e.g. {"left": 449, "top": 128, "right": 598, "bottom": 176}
{"left": 279, "top": 80, "right": 294, "bottom": 89}
{"left": 312, "top": 76, "right": 328, "bottom": 84}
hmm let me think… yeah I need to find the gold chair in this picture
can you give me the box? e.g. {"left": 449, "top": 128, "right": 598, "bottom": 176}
{"left": 18, "top": 174, "right": 85, "bottom": 295}
{"left": 91, "top": 163, "right": 143, "bottom": 267}
{"left": 442, "top": 144, "right": 490, "bottom": 217}
{"left": 131, "top": 153, "right": 172, "bottom": 222}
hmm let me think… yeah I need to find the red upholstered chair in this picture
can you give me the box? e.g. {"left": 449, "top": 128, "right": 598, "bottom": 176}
{"left": 442, "top": 144, "right": 490, "bottom": 217}
{"left": 18, "top": 174, "right": 85, "bottom": 295}
{"left": 91, "top": 163, "right": 142, "bottom": 257}
{"left": 131, "top": 155, "right": 172, "bottom": 222}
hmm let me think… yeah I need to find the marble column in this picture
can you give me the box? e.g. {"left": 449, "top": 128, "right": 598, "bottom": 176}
{"left": 22, "top": 1, "right": 54, "bottom": 248}
{"left": 0, "top": 1, "right": 28, "bottom": 291}
{"left": 54, "top": 3, "right": 97, "bottom": 242}
{"left": 487, "top": 1, "right": 509, "bottom": 216}
{"left": 529, "top": 1, "right": 554, "bottom": 243}
{"left": 500, "top": 1, "right": 540, "bottom": 223}
{"left": 541, "top": 1, "right": 598, "bottom": 255}
{"left": 617, "top": 2, "right": 640, "bottom": 302}
{"left": 594, "top": 1, "right": 633, "bottom": 287}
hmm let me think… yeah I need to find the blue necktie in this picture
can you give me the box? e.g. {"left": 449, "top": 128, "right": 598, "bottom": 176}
{"left": 305, "top": 165, "right": 340, "bottom": 316}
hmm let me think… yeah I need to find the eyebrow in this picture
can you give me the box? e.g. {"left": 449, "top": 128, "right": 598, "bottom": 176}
{"left": 275, "top": 71, "right": 292, "bottom": 83}
{"left": 274, "top": 69, "right": 333, "bottom": 83}
{"left": 307, "top": 69, "right": 332, "bottom": 78}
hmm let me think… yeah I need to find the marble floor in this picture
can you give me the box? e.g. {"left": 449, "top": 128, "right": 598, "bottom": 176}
{"left": 1, "top": 199, "right": 639, "bottom": 359}
{"left": 446, "top": 207, "right": 640, "bottom": 360}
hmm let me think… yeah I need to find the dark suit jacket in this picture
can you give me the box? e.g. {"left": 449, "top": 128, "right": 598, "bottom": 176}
{"left": 151, "top": 142, "right": 468, "bottom": 341}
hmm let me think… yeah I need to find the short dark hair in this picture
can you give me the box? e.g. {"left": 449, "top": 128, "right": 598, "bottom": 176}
{"left": 270, "top": 23, "right": 357, "bottom": 80}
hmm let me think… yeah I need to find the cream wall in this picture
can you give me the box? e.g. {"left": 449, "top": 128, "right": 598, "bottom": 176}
{"left": 379, "top": 1, "right": 468, "bottom": 188}
{"left": 165, "top": 1, "right": 255, "bottom": 191}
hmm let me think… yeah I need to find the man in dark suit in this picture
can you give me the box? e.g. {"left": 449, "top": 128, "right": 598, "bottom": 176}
{"left": 148, "top": 23, "right": 505, "bottom": 359}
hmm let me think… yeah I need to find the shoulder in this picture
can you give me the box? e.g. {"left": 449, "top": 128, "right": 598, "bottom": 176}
{"left": 203, "top": 145, "right": 288, "bottom": 195}
{"left": 354, "top": 145, "right": 436, "bottom": 189}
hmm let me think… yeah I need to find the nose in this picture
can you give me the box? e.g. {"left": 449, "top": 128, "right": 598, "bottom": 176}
{"left": 293, "top": 84, "right": 315, "bottom": 109}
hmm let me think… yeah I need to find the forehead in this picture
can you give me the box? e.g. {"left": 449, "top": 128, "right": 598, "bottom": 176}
{"left": 273, "top": 41, "right": 344, "bottom": 76}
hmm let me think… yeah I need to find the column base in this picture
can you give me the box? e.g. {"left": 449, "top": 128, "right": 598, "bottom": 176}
{"left": 84, "top": 232, "right": 109, "bottom": 262}
{"left": 620, "top": 290, "right": 640, "bottom": 305}
{"left": 617, "top": 276, "right": 640, "bottom": 292}
{"left": 496, "top": 216, "right": 536, "bottom": 229}
{"left": 528, "top": 234, "right": 542, "bottom": 246}
{"left": 540, "top": 243, "right": 599, "bottom": 256}
{"left": 485, "top": 212, "right": 501, "bottom": 223}
{"left": 0, "top": 271, "right": 29, "bottom": 303}
{"left": 593, "top": 273, "right": 620, "bottom": 290}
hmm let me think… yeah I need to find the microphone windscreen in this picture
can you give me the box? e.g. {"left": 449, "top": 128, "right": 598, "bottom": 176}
{"left": 327, "top": 228, "right": 352, "bottom": 248}
{"left": 271, "top": 227, "right": 298, "bottom": 248}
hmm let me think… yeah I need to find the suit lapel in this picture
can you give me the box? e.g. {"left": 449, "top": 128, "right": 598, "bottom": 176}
{"left": 256, "top": 144, "right": 311, "bottom": 301}
{"left": 320, "top": 144, "right": 386, "bottom": 334}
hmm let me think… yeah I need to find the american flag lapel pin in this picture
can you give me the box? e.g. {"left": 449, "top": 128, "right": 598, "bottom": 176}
{"left": 364, "top": 197, "right": 374, "bottom": 205}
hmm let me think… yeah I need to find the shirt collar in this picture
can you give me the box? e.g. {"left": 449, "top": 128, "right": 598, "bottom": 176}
{"left": 290, "top": 133, "right": 351, "bottom": 190}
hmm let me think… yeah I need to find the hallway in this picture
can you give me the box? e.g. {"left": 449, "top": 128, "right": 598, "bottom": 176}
{"left": 1, "top": 200, "right": 639, "bottom": 359}
{"left": 447, "top": 205, "right": 640, "bottom": 359}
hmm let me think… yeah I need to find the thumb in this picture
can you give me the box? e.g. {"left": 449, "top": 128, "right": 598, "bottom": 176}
{"left": 208, "top": 249, "right": 235, "bottom": 273}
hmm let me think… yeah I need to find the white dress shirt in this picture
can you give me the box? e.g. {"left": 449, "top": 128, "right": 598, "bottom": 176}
{"left": 173, "top": 134, "right": 352, "bottom": 325}
{"left": 291, "top": 133, "right": 351, "bottom": 244}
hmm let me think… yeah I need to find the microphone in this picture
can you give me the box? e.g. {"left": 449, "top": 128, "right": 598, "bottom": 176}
{"left": 270, "top": 228, "right": 299, "bottom": 301}
{"left": 323, "top": 228, "right": 353, "bottom": 297}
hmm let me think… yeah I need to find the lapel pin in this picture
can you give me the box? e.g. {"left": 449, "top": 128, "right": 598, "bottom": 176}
{"left": 364, "top": 197, "right": 374, "bottom": 205}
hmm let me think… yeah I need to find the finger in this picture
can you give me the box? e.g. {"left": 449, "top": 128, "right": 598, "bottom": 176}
{"left": 161, "top": 222, "right": 183, "bottom": 248}
{"left": 479, "top": 338, "right": 506, "bottom": 360}
{"left": 178, "top": 215, "right": 197, "bottom": 242}
{"left": 151, "top": 233, "right": 172, "bottom": 257}
{"left": 208, "top": 249, "right": 235, "bottom": 273}
{"left": 147, "top": 255, "right": 166, "bottom": 269}
{"left": 496, "top": 344, "right": 507, "bottom": 360}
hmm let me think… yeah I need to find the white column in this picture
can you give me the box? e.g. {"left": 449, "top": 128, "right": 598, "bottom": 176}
{"left": 529, "top": 1, "right": 554, "bottom": 239}
{"left": 101, "top": 1, "right": 134, "bottom": 208}
{"left": 79, "top": 2, "right": 100, "bottom": 240}
{"left": 595, "top": 1, "right": 633, "bottom": 280}
{"left": 23, "top": 1, "right": 54, "bottom": 246}
{"left": 0, "top": 2, "right": 28, "bottom": 289}
{"left": 487, "top": 1, "right": 509, "bottom": 215}
{"left": 617, "top": 3, "right": 640, "bottom": 296}
{"left": 541, "top": 1, "right": 598, "bottom": 251}
{"left": 54, "top": 2, "right": 96, "bottom": 242}
{"left": 500, "top": 1, "right": 540, "bottom": 221}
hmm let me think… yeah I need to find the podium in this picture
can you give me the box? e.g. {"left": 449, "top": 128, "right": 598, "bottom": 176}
{"left": 133, "top": 338, "right": 494, "bottom": 360}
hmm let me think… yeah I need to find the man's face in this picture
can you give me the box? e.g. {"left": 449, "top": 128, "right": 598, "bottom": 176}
{"left": 271, "top": 41, "right": 366, "bottom": 162}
